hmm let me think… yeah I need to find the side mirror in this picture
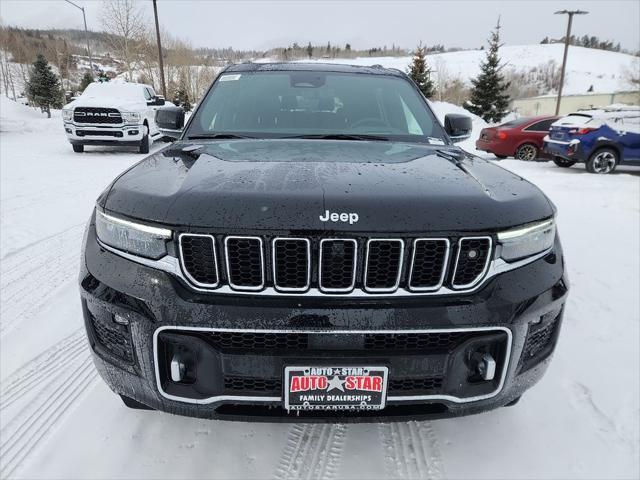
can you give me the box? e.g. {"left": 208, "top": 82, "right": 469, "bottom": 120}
{"left": 444, "top": 114, "right": 473, "bottom": 143}
{"left": 155, "top": 106, "right": 185, "bottom": 140}
{"left": 148, "top": 95, "right": 165, "bottom": 106}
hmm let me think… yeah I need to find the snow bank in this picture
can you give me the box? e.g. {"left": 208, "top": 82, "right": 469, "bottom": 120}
{"left": 291, "top": 44, "right": 639, "bottom": 95}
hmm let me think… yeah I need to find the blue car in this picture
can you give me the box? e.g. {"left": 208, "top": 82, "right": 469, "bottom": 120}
{"left": 543, "top": 108, "right": 640, "bottom": 173}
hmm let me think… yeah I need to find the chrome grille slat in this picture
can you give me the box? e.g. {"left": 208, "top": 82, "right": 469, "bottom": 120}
{"left": 224, "top": 236, "right": 265, "bottom": 291}
{"left": 178, "top": 233, "right": 220, "bottom": 288}
{"left": 408, "top": 238, "right": 450, "bottom": 291}
{"left": 172, "top": 233, "right": 497, "bottom": 296}
{"left": 272, "top": 238, "right": 311, "bottom": 292}
{"left": 364, "top": 239, "right": 404, "bottom": 293}
{"left": 318, "top": 239, "right": 358, "bottom": 293}
{"left": 451, "top": 236, "right": 492, "bottom": 289}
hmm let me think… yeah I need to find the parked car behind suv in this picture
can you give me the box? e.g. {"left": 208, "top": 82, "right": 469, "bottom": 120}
{"left": 80, "top": 63, "right": 567, "bottom": 421}
{"left": 544, "top": 108, "right": 640, "bottom": 173}
{"left": 476, "top": 115, "right": 559, "bottom": 161}
{"left": 62, "top": 82, "right": 166, "bottom": 153}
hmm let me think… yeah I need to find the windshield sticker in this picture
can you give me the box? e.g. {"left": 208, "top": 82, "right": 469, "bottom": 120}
{"left": 427, "top": 137, "right": 446, "bottom": 145}
{"left": 219, "top": 74, "right": 241, "bottom": 82}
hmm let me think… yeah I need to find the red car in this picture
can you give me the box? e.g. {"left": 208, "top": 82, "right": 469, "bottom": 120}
{"left": 476, "top": 115, "right": 559, "bottom": 160}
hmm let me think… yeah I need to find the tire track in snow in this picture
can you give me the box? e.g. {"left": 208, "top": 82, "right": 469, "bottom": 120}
{"left": 0, "top": 328, "right": 88, "bottom": 411}
{"left": 0, "top": 223, "right": 85, "bottom": 337}
{"left": 378, "top": 421, "right": 444, "bottom": 479}
{"left": 274, "top": 423, "right": 347, "bottom": 480}
{"left": 0, "top": 355, "right": 97, "bottom": 478}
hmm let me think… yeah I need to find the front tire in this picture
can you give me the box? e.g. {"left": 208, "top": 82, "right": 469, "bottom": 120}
{"left": 515, "top": 143, "right": 538, "bottom": 161}
{"left": 72, "top": 144, "right": 84, "bottom": 153}
{"left": 586, "top": 148, "right": 618, "bottom": 174}
{"left": 120, "top": 395, "right": 154, "bottom": 410}
{"left": 139, "top": 125, "right": 150, "bottom": 154}
{"left": 553, "top": 156, "right": 576, "bottom": 168}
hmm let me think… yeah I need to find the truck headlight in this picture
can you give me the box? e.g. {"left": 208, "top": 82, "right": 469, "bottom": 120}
{"left": 121, "top": 112, "right": 140, "bottom": 123}
{"left": 95, "top": 210, "right": 171, "bottom": 259}
{"left": 497, "top": 218, "right": 555, "bottom": 262}
{"left": 62, "top": 109, "right": 73, "bottom": 121}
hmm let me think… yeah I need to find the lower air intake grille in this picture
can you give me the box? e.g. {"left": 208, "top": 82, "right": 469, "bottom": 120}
{"left": 319, "top": 239, "right": 357, "bottom": 292}
{"left": 225, "top": 237, "right": 264, "bottom": 290}
{"left": 91, "top": 315, "right": 134, "bottom": 363}
{"left": 209, "top": 332, "right": 309, "bottom": 352}
{"left": 273, "top": 238, "right": 310, "bottom": 291}
{"left": 409, "top": 239, "right": 449, "bottom": 290}
{"left": 225, "top": 376, "right": 282, "bottom": 394}
{"left": 365, "top": 239, "right": 403, "bottom": 292}
{"left": 363, "top": 332, "right": 473, "bottom": 352}
{"left": 389, "top": 376, "right": 444, "bottom": 393}
{"left": 452, "top": 237, "right": 492, "bottom": 288}
{"left": 179, "top": 234, "right": 219, "bottom": 287}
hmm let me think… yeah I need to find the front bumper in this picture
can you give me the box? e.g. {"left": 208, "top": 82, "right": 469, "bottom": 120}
{"left": 64, "top": 122, "right": 143, "bottom": 146}
{"left": 80, "top": 222, "right": 568, "bottom": 422}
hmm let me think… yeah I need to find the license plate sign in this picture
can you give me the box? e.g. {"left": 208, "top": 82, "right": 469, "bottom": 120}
{"left": 284, "top": 366, "right": 388, "bottom": 412}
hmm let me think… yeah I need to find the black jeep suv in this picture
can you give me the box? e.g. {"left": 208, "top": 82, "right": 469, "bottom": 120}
{"left": 80, "top": 63, "right": 568, "bottom": 421}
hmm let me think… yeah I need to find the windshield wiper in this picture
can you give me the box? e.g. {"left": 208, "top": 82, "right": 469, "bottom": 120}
{"left": 186, "top": 133, "right": 255, "bottom": 140}
{"left": 282, "top": 133, "right": 389, "bottom": 142}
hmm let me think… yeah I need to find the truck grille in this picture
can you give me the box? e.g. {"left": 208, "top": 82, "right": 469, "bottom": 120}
{"left": 73, "top": 107, "right": 123, "bottom": 124}
{"left": 178, "top": 233, "right": 494, "bottom": 295}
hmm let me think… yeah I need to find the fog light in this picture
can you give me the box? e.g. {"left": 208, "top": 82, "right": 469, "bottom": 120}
{"left": 128, "top": 130, "right": 139, "bottom": 136}
{"left": 478, "top": 353, "right": 496, "bottom": 381}
{"left": 170, "top": 354, "right": 186, "bottom": 382}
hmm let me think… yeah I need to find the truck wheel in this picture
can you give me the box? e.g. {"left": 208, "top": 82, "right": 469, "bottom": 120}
{"left": 139, "top": 126, "right": 150, "bottom": 154}
{"left": 515, "top": 143, "right": 538, "bottom": 161}
{"left": 72, "top": 144, "right": 84, "bottom": 153}
{"left": 120, "top": 395, "right": 154, "bottom": 410}
{"left": 552, "top": 156, "right": 576, "bottom": 168}
{"left": 505, "top": 396, "right": 522, "bottom": 407}
{"left": 586, "top": 148, "right": 618, "bottom": 174}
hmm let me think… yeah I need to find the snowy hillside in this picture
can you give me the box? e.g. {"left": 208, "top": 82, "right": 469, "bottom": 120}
{"left": 1, "top": 96, "right": 638, "bottom": 479}
{"left": 293, "top": 44, "right": 640, "bottom": 96}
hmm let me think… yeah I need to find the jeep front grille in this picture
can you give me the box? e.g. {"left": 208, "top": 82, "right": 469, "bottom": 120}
{"left": 177, "top": 233, "right": 495, "bottom": 295}
{"left": 73, "top": 107, "right": 123, "bottom": 124}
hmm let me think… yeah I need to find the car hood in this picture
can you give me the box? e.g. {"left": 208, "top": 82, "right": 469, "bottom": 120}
{"left": 66, "top": 96, "right": 144, "bottom": 111}
{"left": 102, "top": 139, "right": 554, "bottom": 232}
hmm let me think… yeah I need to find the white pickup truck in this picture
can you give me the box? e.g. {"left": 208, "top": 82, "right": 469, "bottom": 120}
{"left": 62, "top": 82, "right": 166, "bottom": 153}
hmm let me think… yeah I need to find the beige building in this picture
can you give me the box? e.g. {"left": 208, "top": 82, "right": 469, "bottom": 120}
{"left": 511, "top": 91, "right": 640, "bottom": 117}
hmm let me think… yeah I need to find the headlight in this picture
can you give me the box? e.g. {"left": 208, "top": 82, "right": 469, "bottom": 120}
{"left": 497, "top": 218, "right": 555, "bottom": 262}
{"left": 95, "top": 210, "right": 171, "bottom": 259}
{"left": 62, "top": 109, "right": 73, "bottom": 121}
{"left": 121, "top": 112, "right": 140, "bottom": 123}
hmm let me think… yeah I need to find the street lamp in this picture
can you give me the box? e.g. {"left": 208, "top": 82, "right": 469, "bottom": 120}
{"left": 64, "top": 0, "right": 95, "bottom": 76}
{"left": 554, "top": 9, "right": 589, "bottom": 115}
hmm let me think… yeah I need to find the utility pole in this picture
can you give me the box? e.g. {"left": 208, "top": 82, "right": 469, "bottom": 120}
{"left": 64, "top": 0, "right": 95, "bottom": 76}
{"left": 554, "top": 9, "right": 588, "bottom": 115}
{"left": 152, "top": 0, "right": 167, "bottom": 98}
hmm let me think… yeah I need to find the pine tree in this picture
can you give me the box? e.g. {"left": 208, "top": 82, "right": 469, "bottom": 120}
{"left": 26, "top": 54, "right": 62, "bottom": 118}
{"left": 78, "top": 72, "right": 94, "bottom": 93}
{"left": 173, "top": 74, "right": 192, "bottom": 112}
{"left": 307, "top": 42, "right": 313, "bottom": 59}
{"left": 466, "top": 19, "right": 511, "bottom": 123}
{"left": 407, "top": 43, "right": 435, "bottom": 98}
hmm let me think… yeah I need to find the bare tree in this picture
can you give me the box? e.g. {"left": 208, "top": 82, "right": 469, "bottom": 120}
{"left": 101, "top": 0, "right": 147, "bottom": 81}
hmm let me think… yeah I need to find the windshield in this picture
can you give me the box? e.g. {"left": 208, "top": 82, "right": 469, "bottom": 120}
{"left": 186, "top": 70, "right": 448, "bottom": 144}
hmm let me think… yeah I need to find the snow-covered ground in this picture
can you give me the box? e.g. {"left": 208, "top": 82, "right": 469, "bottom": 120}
{"left": 289, "top": 44, "right": 640, "bottom": 95}
{"left": 1, "top": 96, "right": 638, "bottom": 479}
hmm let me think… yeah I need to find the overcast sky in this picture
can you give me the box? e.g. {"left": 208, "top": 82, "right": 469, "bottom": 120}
{"left": 1, "top": 0, "right": 639, "bottom": 52}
